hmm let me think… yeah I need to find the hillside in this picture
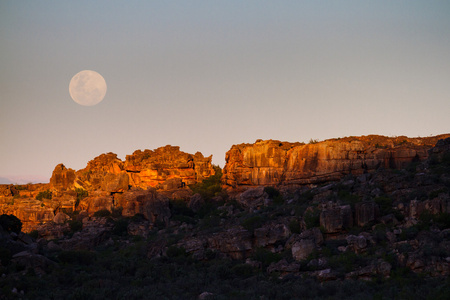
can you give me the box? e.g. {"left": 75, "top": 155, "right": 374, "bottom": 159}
{"left": 0, "top": 134, "right": 449, "bottom": 299}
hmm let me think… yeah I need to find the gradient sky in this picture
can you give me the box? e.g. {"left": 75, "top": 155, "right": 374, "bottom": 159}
{"left": 1, "top": 1, "right": 449, "bottom": 183}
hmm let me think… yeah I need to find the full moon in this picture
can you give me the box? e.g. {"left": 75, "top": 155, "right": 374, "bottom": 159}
{"left": 69, "top": 70, "right": 107, "bottom": 106}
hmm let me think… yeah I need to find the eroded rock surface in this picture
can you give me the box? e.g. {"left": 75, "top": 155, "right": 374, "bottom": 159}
{"left": 223, "top": 135, "right": 450, "bottom": 189}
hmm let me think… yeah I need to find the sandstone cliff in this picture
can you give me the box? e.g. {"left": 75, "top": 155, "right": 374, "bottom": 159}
{"left": 50, "top": 146, "right": 215, "bottom": 192}
{"left": 0, "top": 146, "right": 214, "bottom": 232}
{"left": 222, "top": 134, "right": 450, "bottom": 189}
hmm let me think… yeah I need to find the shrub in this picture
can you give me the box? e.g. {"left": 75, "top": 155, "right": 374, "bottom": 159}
{"left": 338, "top": 190, "right": 360, "bottom": 209}
{"left": 0, "top": 247, "right": 12, "bottom": 266}
{"left": 241, "top": 215, "right": 266, "bottom": 231}
{"left": 188, "top": 165, "right": 223, "bottom": 199}
{"left": 252, "top": 248, "right": 281, "bottom": 268}
{"left": 166, "top": 246, "right": 187, "bottom": 258}
{"left": 374, "top": 196, "right": 393, "bottom": 215}
{"left": 112, "top": 207, "right": 123, "bottom": 218}
{"left": 58, "top": 250, "right": 96, "bottom": 265}
{"left": 112, "top": 219, "right": 129, "bottom": 236}
{"left": 28, "top": 230, "right": 39, "bottom": 240}
{"left": 328, "top": 252, "right": 366, "bottom": 274}
{"left": 0, "top": 214, "right": 22, "bottom": 234}
{"left": 264, "top": 186, "right": 283, "bottom": 205}
{"left": 93, "top": 209, "right": 111, "bottom": 218}
{"left": 289, "top": 219, "right": 300, "bottom": 234}
{"left": 68, "top": 220, "right": 83, "bottom": 233}
{"left": 170, "top": 199, "right": 195, "bottom": 217}
{"left": 303, "top": 208, "right": 320, "bottom": 229}
{"left": 231, "top": 263, "right": 256, "bottom": 278}
{"left": 75, "top": 188, "right": 88, "bottom": 207}
{"left": 36, "top": 190, "right": 52, "bottom": 201}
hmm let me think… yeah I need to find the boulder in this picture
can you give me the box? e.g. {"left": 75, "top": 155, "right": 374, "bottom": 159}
{"left": 254, "top": 222, "right": 291, "bottom": 248}
{"left": 346, "top": 235, "right": 368, "bottom": 253}
{"left": 178, "top": 237, "right": 208, "bottom": 260}
{"left": 207, "top": 227, "right": 253, "bottom": 259}
{"left": 101, "top": 171, "right": 129, "bottom": 193}
{"left": 289, "top": 228, "right": 323, "bottom": 261}
{"left": 12, "top": 251, "right": 56, "bottom": 275}
{"left": 267, "top": 259, "right": 301, "bottom": 274}
{"left": 355, "top": 201, "right": 379, "bottom": 226}
{"left": 78, "top": 194, "right": 113, "bottom": 214}
{"left": 53, "top": 212, "right": 69, "bottom": 224}
{"left": 50, "top": 164, "right": 76, "bottom": 191}
{"left": 292, "top": 239, "right": 316, "bottom": 261}
{"left": 188, "top": 193, "right": 204, "bottom": 212}
{"left": 238, "top": 186, "right": 269, "bottom": 209}
{"left": 116, "top": 189, "right": 170, "bottom": 225}
{"left": 320, "top": 203, "right": 353, "bottom": 233}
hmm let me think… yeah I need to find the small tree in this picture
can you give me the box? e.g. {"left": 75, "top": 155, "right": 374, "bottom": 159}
{"left": 36, "top": 190, "right": 52, "bottom": 201}
{"left": 0, "top": 214, "right": 22, "bottom": 234}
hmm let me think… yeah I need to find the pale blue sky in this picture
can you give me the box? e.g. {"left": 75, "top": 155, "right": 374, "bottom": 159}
{"left": 1, "top": 1, "right": 449, "bottom": 183}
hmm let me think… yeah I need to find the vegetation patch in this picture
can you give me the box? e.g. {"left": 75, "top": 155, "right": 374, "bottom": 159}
{"left": 189, "top": 165, "right": 223, "bottom": 199}
{"left": 36, "top": 190, "right": 52, "bottom": 201}
{"left": 0, "top": 214, "right": 22, "bottom": 234}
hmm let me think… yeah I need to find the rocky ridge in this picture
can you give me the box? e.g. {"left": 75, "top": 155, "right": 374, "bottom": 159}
{"left": 0, "top": 146, "right": 215, "bottom": 232}
{"left": 0, "top": 134, "right": 450, "bottom": 299}
{"left": 223, "top": 134, "right": 450, "bottom": 189}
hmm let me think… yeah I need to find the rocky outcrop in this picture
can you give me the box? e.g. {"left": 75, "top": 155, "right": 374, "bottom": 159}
{"left": 50, "top": 164, "right": 76, "bottom": 192}
{"left": 50, "top": 146, "right": 215, "bottom": 193}
{"left": 320, "top": 203, "right": 353, "bottom": 234}
{"left": 354, "top": 201, "right": 380, "bottom": 226}
{"left": 289, "top": 228, "right": 323, "bottom": 261}
{"left": 223, "top": 135, "right": 450, "bottom": 189}
{"left": 237, "top": 186, "right": 269, "bottom": 209}
{"left": 124, "top": 146, "right": 215, "bottom": 189}
{"left": 115, "top": 188, "right": 171, "bottom": 225}
{"left": 428, "top": 137, "right": 450, "bottom": 163}
{"left": 207, "top": 227, "right": 253, "bottom": 259}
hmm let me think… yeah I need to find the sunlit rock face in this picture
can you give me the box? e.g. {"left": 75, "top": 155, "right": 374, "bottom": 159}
{"left": 74, "top": 152, "right": 124, "bottom": 191}
{"left": 49, "top": 146, "right": 215, "bottom": 192}
{"left": 3, "top": 146, "right": 214, "bottom": 232}
{"left": 222, "top": 134, "right": 450, "bottom": 189}
{"left": 50, "top": 164, "right": 76, "bottom": 192}
{"left": 124, "top": 145, "right": 215, "bottom": 189}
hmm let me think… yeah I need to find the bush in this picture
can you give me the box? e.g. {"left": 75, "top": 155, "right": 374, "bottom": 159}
{"left": 252, "top": 248, "right": 281, "bottom": 268}
{"left": 231, "top": 263, "right": 256, "bottom": 278}
{"left": 36, "top": 190, "right": 52, "bottom": 201}
{"left": 304, "top": 208, "right": 320, "bottom": 229}
{"left": 338, "top": 190, "right": 360, "bottom": 209}
{"left": 374, "top": 196, "right": 393, "bottom": 215}
{"left": 112, "top": 219, "right": 129, "bottom": 236}
{"left": 0, "top": 247, "right": 12, "bottom": 266}
{"left": 68, "top": 220, "right": 83, "bottom": 233}
{"left": 264, "top": 186, "right": 284, "bottom": 205}
{"left": 189, "top": 165, "right": 223, "bottom": 199}
{"left": 241, "top": 215, "right": 266, "bottom": 231}
{"left": 93, "top": 209, "right": 111, "bottom": 218}
{"left": 112, "top": 207, "right": 123, "bottom": 218}
{"left": 0, "top": 214, "right": 22, "bottom": 234}
{"left": 166, "top": 246, "right": 187, "bottom": 258}
{"left": 28, "top": 230, "right": 39, "bottom": 240}
{"left": 289, "top": 219, "right": 300, "bottom": 234}
{"left": 58, "top": 250, "right": 96, "bottom": 265}
{"left": 75, "top": 188, "right": 88, "bottom": 207}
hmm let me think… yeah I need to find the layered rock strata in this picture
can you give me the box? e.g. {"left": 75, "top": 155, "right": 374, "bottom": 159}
{"left": 0, "top": 146, "right": 214, "bottom": 231}
{"left": 223, "top": 134, "right": 450, "bottom": 189}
